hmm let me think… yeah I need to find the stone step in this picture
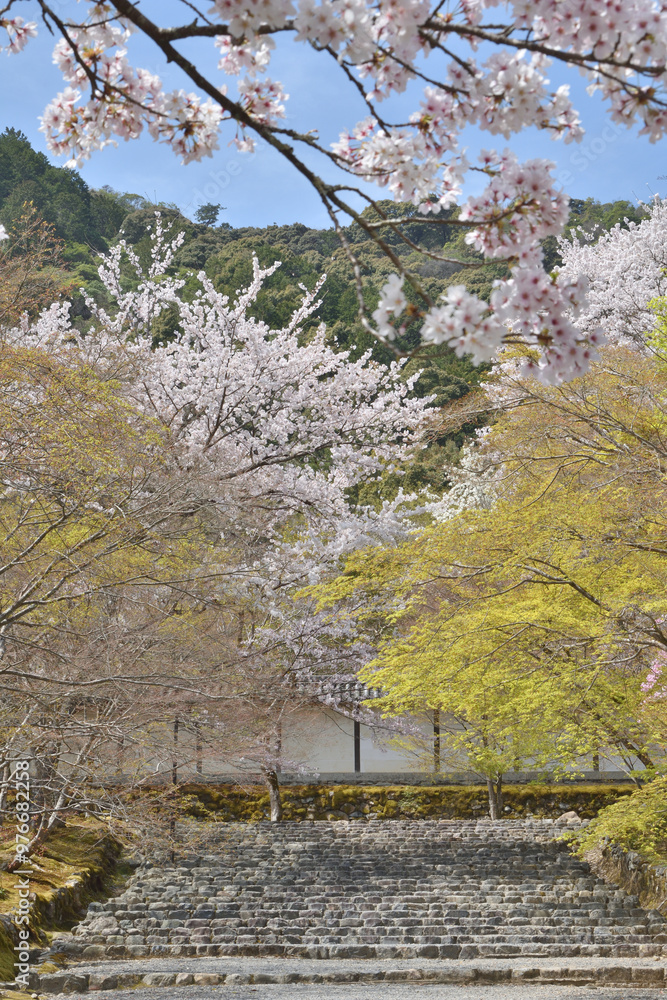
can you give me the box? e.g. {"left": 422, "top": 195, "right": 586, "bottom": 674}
{"left": 28, "top": 955, "right": 667, "bottom": 994}
{"left": 64, "top": 941, "right": 667, "bottom": 960}
{"left": 61, "top": 819, "right": 667, "bottom": 963}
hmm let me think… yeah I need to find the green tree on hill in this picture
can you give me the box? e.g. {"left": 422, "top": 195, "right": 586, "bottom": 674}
{"left": 195, "top": 202, "right": 224, "bottom": 227}
{"left": 0, "top": 128, "right": 120, "bottom": 248}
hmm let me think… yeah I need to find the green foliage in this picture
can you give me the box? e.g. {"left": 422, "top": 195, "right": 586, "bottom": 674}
{"left": 569, "top": 196, "right": 645, "bottom": 233}
{"left": 0, "top": 918, "right": 15, "bottom": 981}
{"left": 195, "top": 202, "right": 224, "bottom": 227}
{"left": 315, "top": 346, "right": 667, "bottom": 781}
{"left": 0, "top": 128, "right": 119, "bottom": 249}
{"left": 647, "top": 295, "right": 667, "bottom": 355}
{"left": 575, "top": 777, "right": 667, "bottom": 863}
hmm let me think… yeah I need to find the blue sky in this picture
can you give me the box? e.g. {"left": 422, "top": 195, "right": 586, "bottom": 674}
{"left": 1, "top": 3, "right": 666, "bottom": 228}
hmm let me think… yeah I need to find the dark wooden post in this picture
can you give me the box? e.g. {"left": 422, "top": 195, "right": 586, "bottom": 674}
{"left": 195, "top": 722, "right": 203, "bottom": 775}
{"left": 354, "top": 720, "right": 361, "bottom": 773}
{"left": 172, "top": 718, "right": 179, "bottom": 785}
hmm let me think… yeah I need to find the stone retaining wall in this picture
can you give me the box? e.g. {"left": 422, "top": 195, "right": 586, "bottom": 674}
{"left": 586, "top": 842, "right": 667, "bottom": 917}
{"left": 182, "top": 782, "right": 633, "bottom": 822}
{"left": 199, "top": 771, "right": 638, "bottom": 786}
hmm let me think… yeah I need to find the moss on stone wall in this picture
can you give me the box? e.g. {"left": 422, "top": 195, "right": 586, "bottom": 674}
{"left": 0, "top": 820, "right": 122, "bottom": 985}
{"left": 181, "top": 782, "right": 633, "bottom": 822}
{"left": 0, "top": 916, "right": 16, "bottom": 981}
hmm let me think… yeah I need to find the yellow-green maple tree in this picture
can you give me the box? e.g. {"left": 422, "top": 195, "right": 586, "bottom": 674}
{"left": 313, "top": 345, "right": 667, "bottom": 813}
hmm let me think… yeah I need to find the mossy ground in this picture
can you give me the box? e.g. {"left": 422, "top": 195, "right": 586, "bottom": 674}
{"left": 0, "top": 819, "right": 118, "bottom": 914}
{"left": 180, "top": 781, "right": 633, "bottom": 822}
{"left": 0, "top": 820, "right": 121, "bottom": 990}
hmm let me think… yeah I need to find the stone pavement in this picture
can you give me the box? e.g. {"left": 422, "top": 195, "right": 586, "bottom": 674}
{"left": 33, "top": 819, "right": 667, "bottom": 993}
{"left": 32, "top": 955, "right": 667, "bottom": 993}
{"left": 41, "top": 983, "right": 667, "bottom": 1000}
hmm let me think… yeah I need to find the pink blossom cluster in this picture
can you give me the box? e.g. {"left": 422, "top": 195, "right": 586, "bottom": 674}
{"left": 460, "top": 152, "right": 570, "bottom": 260}
{"left": 372, "top": 274, "right": 406, "bottom": 340}
{"left": 373, "top": 146, "right": 606, "bottom": 374}
{"left": 372, "top": 273, "right": 505, "bottom": 364}
{"left": 641, "top": 654, "right": 667, "bottom": 700}
{"left": 40, "top": 21, "right": 225, "bottom": 167}
{"left": 492, "top": 267, "right": 603, "bottom": 383}
{"left": 376, "top": 255, "right": 603, "bottom": 378}
{"left": 422, "top": 286, "right": 504, "bottom": 364}
{"left": 0, "top": 15, "right": 36, "bottom": 54}
{"left": 237, "top": 78, "right": 288, "bottom": 131}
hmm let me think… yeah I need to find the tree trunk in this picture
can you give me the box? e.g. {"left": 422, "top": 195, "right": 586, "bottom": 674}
{"left": 6, "top": 786, "right": 66, "bottom": 873}
{"left": 172, "top": 717, "right": 179, "bottom": 785}
{"left": 195, "top": 722, "right": 203, "bottom": 775}
{"left": 487, "top": 774, "right": 503, "bottom": 819}
{"left": 264, "top": 768, "right": 283, "bottom": 822}
{"left": 6, "top": 740, "right": 94, "bottom": 872}
{"left": 0, "top": 762, "right": 9, "bottom": 817}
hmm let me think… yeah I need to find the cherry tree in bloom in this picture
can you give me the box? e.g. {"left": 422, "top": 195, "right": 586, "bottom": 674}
{"left": 4, "top": 217, "right": 430, "bottom": 751}
{"left": 0, "top": 215, "right": 436, "bottom": 806}
{"left": 5, "top": 1, "right": 667, "bottom": 378}
{"left": 10, "top": 215, "right": 428, "bottom": 572}
{"left": 556, "top": 198, "right": 667, "bottom": 349}
{"left": 423, "top": 199, "right": 667, "bottom": 522}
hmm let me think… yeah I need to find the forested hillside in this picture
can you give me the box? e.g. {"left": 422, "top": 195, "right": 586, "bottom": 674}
{"left": 0, "top": 127, "right": 644, "bottom": 346}
{"left": 0, "top": 127, "right": 647, "bottom": 495}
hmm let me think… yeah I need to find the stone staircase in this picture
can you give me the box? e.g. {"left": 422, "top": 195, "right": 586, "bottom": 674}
{"left": 67, "top": 819, "right": 667, "bottom": 962}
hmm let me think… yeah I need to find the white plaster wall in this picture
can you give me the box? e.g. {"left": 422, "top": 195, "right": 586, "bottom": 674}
{"left": 159, "top": 705, "right": 656, "bottom": 779}
{"left": 281, "top": 707, "right": 355, "bottom": 773}
{"left": 191, "top": 707, "right": 435, "bottom": 776}
{"left": 281, "top": 707, "right": 430, "bottom": 774}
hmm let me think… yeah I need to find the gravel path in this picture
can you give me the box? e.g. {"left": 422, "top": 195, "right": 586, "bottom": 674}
{"left": 61, "top": 984, "right": 667, "bottom": 999}
{"left": 70, "top": 954, "right": 667, "bottom": 977}
{"left": 39, "top": 955, "right": 667, "bottom": 995}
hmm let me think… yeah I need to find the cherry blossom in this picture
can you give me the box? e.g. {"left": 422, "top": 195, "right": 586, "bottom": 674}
{"left": 428, "top": 431, "right": 499, "bottom": 522}
{"left": 557, "top": 198, "right": 667, "bottom": 349}
{"left": 41, "top": 24, "right": 225, "bottom": 166}
{"left": 372, "top": 273, "right": 407, "bottom": 340}
{"left": 6, "top": 215, "right": 429, "bottom": 580}
{"left": 0, "top": 214, "right": 434, "bottom": 735}
{"left": 0, "top": 15, "right": 36, "bottom": 53}
{"left": 7, "top": 0, "right": 667, "bottom": 377}
{"left": 641, "top": 654, "right": 667, "bottom": 699}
